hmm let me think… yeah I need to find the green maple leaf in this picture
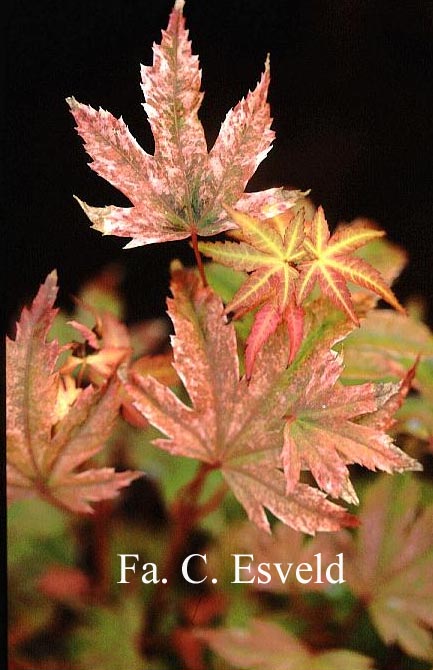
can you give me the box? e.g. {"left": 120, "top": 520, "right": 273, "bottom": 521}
{"left": 316, "top": 476, "right": 433, "bottom": 662}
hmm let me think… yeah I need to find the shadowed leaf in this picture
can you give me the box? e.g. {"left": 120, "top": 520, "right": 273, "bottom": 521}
{"left": 198, "top": 618, "right": 374, "bottom": 669}
{"left": 6, "top": 272, "right": 142, "bottom": 512}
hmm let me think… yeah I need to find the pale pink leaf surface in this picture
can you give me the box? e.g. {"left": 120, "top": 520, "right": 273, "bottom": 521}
{"left": 6, "top": 272, "right": 141, "bottom": 512}
{"left": 197, "top": 618, "right": 374, "bottom": 670}
{"left": 282, "top": 348, "right": 420, "bottom": 503}
{"left": 7, "top": 271, "right": 60, "bottom": 475}
{"left": 68, "top": 3, "right": 295, "bottom": 247}
{"left": 205, "top": 56, "right": 274, "bottom": 222}
{"left": 128, "top": 268, "right": 357, "bottom": 534}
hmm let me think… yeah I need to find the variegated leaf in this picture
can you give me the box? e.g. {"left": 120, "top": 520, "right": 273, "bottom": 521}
{"left": 282, "top": 348, "right": 420, "bottom": 502}
{"left": 127, "top": 267, "right": 357, "bottom": 534}
{"left": 6, "top": 272, "right": 141, "bottom": 512}
{"left": 68, "top": 2, "right": 299, "bottom": 247}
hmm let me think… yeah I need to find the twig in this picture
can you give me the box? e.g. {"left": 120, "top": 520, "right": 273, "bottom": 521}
{"left": 190, "top": 227, "right": 208, "bottom": 286}
{"left": 141, "top": 462, "right": 217, "bottom": 656}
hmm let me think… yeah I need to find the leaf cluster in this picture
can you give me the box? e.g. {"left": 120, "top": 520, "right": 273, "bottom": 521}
{"left": 6, "top": 2, "right": 433, "bottom": 669}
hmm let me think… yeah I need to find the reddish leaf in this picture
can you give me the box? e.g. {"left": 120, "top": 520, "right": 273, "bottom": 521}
{"left": 245, "top": 303, "right": 281, "bottom": 379}
{"left": 67, "top": 2, "right": 299, "bottom": 247}
{"left": 282, "top": 348, "right": 420, "bottom": 503}
{"left": 284, "top": 299, "right": 304, "bottom": 364}
{"left": 37, "top": 565, "right": 91, "bottom": 602}
{"left": 198, "top": 618, "right": 374, "bottom": 670}
{"left": 127, "top": 267, "right": 357, "bottom": 534}
{"left": 172, "top": 627, "right": 205, "bottom": 670}
{"left": 6, "top": 272, "right": 141, "bottom": 513}
{"left": 199, "top": 206, "right": 306, "bottom": 373}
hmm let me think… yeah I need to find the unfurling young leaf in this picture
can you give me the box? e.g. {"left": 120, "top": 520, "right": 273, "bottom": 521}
{"left": 6, "top": 272, "right": 142, "bottom": 513}
{"left": 199, "top": 204, "right": 403, "bottom": 375}
{"left": 58, "top": 295, "right": 178, "bottom": 428}
{"left": 67, "top": 1, "right": 301, "bottom": 248}
{"left": 297, "top": 207, "right": 405, "bottom": 322}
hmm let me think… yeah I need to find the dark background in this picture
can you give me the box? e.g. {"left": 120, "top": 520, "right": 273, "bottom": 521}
{"left": 4, "top": 0, "right": 433, "bottom": 330}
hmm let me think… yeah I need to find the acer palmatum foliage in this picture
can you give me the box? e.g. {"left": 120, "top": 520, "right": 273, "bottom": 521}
{"left": 200, "top": 205, "right": 405, "bottom": 376}
{"left": 198, "top": 618, "right": 374, "bottom": 670}
{"left": 8, "top": 2, "right": 432, "bottom": 667}
{"left": 126, "top": 266, "right": 418, "bottom": 533}
{"left": 282, "top": 351, "right": 420, "bottom": 503}
{"left": 6, "top": 272, "right": 142, "bottom": 512}
{"left": 67, "top": 1, "right": 301, "bottom": 248}
{"left": 311, "top": 475, "right": 433, "bottom": 661}
{"left": 59, "top": 298, "right": 177, "bottom": 427}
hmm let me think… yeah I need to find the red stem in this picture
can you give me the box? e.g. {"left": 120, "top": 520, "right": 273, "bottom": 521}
{"left": 190, "top": 227, "right": 207, "bottom": 286}
{"left": 90, "top": 499, "right": 113, "bottom": 600}
{"left": 141, "top": 462, "right": 216, "bottom": 655}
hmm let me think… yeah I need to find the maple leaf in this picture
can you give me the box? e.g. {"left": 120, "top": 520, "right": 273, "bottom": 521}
{"left": 126, "top": 266, "right": 357, "bottom": 534}
{"left": 341, "top": 309, "right": 433, "bottom": 385}
{"left": 316, "top": 476, "right": 433, "bottom": 661}
{"left": 58, "top": 292, "right": 178, "bottom": 428}
{"left": 339, "top": 308, "right": 433, "bottom": 449}
{"left": 67, "top": 1, "right": 300, "bottom": 248}
{"left": 354, "top": 230, "right": 408, "bottom": 287}
{"left": 197, "top": 618, "right": 374, "bottom": 670}
{"left": 60, "top": 311, "right": 131, "bottom": 384}
{"left": 282, "top": 348, "right": 421, "bottom": 503}
{"left": 297, "top": 206, "right": 405, "bottom": 324}
{"left": 6, "top": 271, "right": 142, "bottom": 513}
{"left": 199, "top": 205, "right": 307, "bottom": 377}
{"left": 199, "top": 204, "right": 404, "bottom": 376}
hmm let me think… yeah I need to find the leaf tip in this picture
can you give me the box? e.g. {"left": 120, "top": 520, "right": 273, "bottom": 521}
{"left": 46, "top": 268, "right": 59, "bottom": 285}
{"left": 65, "top": 95, "right": 78, "bottom": 110}
{"left": 170, "top": 258, "right": 184, "bottom": 275}
{"left": 123, "top": 238, "right": 145, "bottom": 249}
{"left": 343, "top": 513, "right": 361, "bottom": 529}
{"left": 174, "top": 0, "right": 185, "bottom": 11}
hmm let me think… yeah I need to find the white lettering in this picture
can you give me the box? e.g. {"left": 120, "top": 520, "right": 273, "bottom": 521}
{"left": 117, "top": 553, "right": 139, "bottom": 584}
{"left": 182, "top": 553, "right": 207, "bottom": 584}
